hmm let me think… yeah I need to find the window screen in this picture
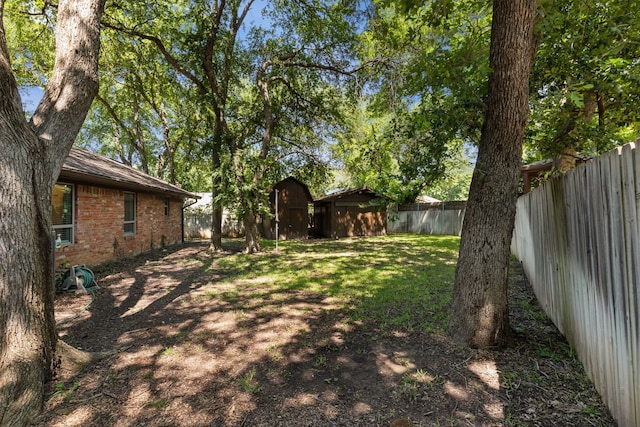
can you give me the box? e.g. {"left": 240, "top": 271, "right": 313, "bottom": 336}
{"left": 52, "top": 183, "right": 74, "bottom": 243}
{"left": 124, "top": 192, "right": 136, "bottom": 234}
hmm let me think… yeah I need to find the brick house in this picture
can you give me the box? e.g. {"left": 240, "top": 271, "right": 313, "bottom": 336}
{"left": 53, "top": 147, "right": 198, "bottom": 267}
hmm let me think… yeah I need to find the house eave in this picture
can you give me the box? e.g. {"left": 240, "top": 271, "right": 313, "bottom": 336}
{"left": 58, "top": 147, "right": 199, "bottom": 200}
{"left": 57, "top": 170, "right": 195, "bottom": 199}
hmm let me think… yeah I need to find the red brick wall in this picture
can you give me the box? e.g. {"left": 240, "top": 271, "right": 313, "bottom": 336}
{"left": 54, "top": 183, "right": 184, "bottom": 268}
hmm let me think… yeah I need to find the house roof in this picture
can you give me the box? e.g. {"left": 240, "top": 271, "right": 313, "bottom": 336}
{"left": 186, "top": 193, "right": 213, "bottom": 212}
{"left": 58, "top": 147, "right": 198, "bottom": 199}
{"left": 314, "top": 186, "right": 385, "bottom": 203}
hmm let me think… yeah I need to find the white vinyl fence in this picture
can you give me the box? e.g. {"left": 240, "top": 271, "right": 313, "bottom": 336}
{"left": 387, "top": 201, "right": 466, "bottom": 236}
{"left": 512, "top": 142, "right": 639, "bottom": 426}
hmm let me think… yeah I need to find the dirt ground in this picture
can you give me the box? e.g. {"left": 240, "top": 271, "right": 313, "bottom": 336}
{"left": 32, "top": 241, "right": 616, "bottom": 426}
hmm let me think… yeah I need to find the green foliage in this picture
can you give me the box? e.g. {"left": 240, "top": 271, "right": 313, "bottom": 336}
{"left": 237, "top": 367, "right": 262, "bottom": 393}
{"left": 331, "top": 101, "right": 396, "bottom": 192}
{"left": 211, "top": 0, "right": 365, "bottom": 234}
{"left": 5, "top": 1, "right": 56, "bottom": 89}
{"left": 333, "top": 0, "right": 489, "bottom": 202}
{"left": 49, "top": 380, "right": 80, "bottom": 403}
{"left": 79, "top": 0, "right": 331, "bottom": 226}
{"left": 74, "top": 0, "right": 215, "bottom": 185}
{"left": 527, "top": 0, "right": 640, "bottom": 160}
{"left": 10, "top": 0, "right": 639, "bottom": 213}
{"left": 77, "top": 0, "right": 363, "bottom": 226}
{"left": 332, "top": 98, "right": 457, "bottom": 203}
{"left": 386, "top": 106, "right": 452, "bottom": 203}
{"left": 427, "top": 149, "right": 474, "bottom": 201}
{"left": 360, "top": 0, "right": 640, "bottom": 178}
{"left": 144, "top": 397, "right": 169, "bottom": 411}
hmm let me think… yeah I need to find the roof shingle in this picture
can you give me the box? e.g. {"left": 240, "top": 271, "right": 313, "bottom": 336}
{"left": 59, "top": 147, "right": 198, "bottom": 199}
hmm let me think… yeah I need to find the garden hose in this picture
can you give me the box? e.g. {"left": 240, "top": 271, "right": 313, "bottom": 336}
{"left": 56, "top": 288, "right": 97, "bottom": 326}
{"left": 56, "top": 265, "right": 99, "bottom": 326}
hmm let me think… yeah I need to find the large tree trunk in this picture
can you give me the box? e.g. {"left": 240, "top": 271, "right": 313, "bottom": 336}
{"left": 449, "top": 0, "right": 537, "bottom": 348}
{"left": 0, "top": 129, "right": 58, "bottom": 426}
{"left": 0, "top": 0, "right": 104, "bottom": 424}
{"left": 243, "top": 208, "right": 262, "bottom": 254}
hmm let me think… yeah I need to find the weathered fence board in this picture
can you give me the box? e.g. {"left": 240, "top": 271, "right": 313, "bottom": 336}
{"left": 512, "top": 141, "right": 639, "bottom": 426}
{"left": 388, "top": 202, "right": 466, "bottom": 236}
{"left": 184, "top": 211, "right": 243, "bottom": 239}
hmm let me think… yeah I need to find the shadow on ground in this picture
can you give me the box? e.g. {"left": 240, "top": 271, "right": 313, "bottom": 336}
{"left": 32, "top": 239, "right": 615, "bottom": 427}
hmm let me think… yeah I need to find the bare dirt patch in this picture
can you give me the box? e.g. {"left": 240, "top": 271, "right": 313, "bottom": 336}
{"left": 32, "top": 241, "right": 615, "bottom": 426}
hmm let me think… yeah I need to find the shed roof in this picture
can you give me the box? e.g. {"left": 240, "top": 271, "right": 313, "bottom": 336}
{"left": 314, "top": 186, "right": 385, "bottom": 203}
{"left": 273, "top": 177, "right": 314, "bottom": 202}
{"left": 520, "top": 159, "right": 553, "bottom": 173}
{"left": 58, "top": 147, "right": 198, "bottom": 199}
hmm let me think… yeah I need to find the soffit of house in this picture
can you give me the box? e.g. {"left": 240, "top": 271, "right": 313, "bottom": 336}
{"left": 58, "top": 147, "right": 199, "bottom": 199}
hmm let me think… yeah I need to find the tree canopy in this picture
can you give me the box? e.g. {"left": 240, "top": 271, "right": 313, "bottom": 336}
{"left": 10, "top": 1, "right": 640, "bottom": 210}
{"left": 349, "top": 0, "right": 640, "bottom": 192}
{"left": 528, "top": 0, "right": 640, "bottom": 165}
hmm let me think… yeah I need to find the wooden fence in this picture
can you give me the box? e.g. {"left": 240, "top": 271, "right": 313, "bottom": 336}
{"left": 387, "top": 201, "right": 466, "bottom": 236}
{"left": 511, "top": 142, "right": 639, "bottom": 426}
{"left": 184, "top": 211, "right": 243, "bottom": 239}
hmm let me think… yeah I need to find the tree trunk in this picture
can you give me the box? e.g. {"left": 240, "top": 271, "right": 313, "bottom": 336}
{"left": 449, "top": 0, "right": 537, "bottom": 348}
{"left": 210, "top": 148, "right": 224, "bottom": 251}
{"left": 554, "top": 146, "right": 578, "bottom": 173}
{"left": 0, "top": 135, "right": 58, "bottom": 425}
{"left": 243, "top": 209, "right": 261, "bottom": 254}
{"left": 210, "top": 207, "right": 224, "bottom": 251}
{"left": 0, "top": 0, "right": 104, "bottom": 424}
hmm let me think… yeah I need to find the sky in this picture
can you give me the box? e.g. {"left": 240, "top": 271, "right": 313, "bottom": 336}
{"left": 19, "top": 86, "right": 42, "bottom": 116}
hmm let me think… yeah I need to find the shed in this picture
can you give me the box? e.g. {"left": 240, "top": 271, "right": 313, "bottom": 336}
{"left": 520, "top": 160, "right": 553, "bottom": 194}
{"left": 263, "top": 177, "right": 313, "bottom": 240}
{"left": 313, "top": 187, "right": 387, "bottom": 238}
{"left": 53, "top": 147, "right": 198, "bottom": 267}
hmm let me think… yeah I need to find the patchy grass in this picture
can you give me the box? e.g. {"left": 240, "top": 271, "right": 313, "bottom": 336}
{"left": 43, "top": 235, "right": 616, "bottom": 427}
{"left": 212, "top": 234, "right": 459, "bottom": 334}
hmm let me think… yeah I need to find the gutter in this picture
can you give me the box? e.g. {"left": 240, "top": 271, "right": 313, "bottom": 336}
{"left": 182, "top": 197, "right": 199, "bottom": 244}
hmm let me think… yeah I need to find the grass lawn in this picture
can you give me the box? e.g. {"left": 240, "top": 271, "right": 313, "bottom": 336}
{"left": 213, "top": 234, "right": 459, "bottom": 334}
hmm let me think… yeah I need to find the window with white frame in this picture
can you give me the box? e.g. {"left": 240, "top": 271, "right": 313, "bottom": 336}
{"left": 124, "top": 192, "right": 136, "bottom": 234}
{"left": 52, "top": 183, "right": 74, "bottom": 243}
{"left": 164, "top": 197, "right": 170, "bottom": 216}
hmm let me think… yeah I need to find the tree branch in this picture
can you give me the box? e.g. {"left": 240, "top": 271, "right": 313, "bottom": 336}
{"left": 0, "top": 0, "right": 24, "bottom": 123}
{"left": 276, "top": 57, "right": 388, "bottom": 76}
{"left": 31, "top": 0, "right": 106, "bottom": 166}
{"left": 101, "top": 20, "right": 207, "bottom": 94}
{"left": 203, "top": 0, "right": 226, "bottom": 100}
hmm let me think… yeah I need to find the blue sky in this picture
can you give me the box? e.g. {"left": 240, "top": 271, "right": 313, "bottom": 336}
{"left": 19, "top": 86, "right": 42, "bottom": 116}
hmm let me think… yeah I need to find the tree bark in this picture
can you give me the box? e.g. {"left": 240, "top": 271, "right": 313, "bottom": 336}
{"left": 0, "top": 0, "right": 104, "bottom": 424}
{"left": 449, "top": 0, "right": 537, "bottom": 348}
{"left": 0, "top": 113, "right": 57, "bottom": 427}
{"left": 243, "top": 209, "right": 262, "bottom": 254}
{"left": 210, "top": 207, "right": 224, "bottom": 251}
{"left": 210, "top": 148, "right": 224, "bottom": 251}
